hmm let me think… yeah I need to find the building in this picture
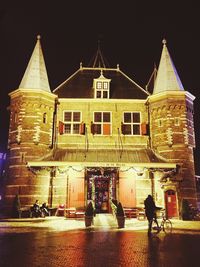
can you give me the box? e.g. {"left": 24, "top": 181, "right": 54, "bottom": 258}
{"left": 2, "top": 36, "right": 198, "bottom": 218}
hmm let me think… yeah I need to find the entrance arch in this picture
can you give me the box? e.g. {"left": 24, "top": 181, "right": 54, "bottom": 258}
{"left": 165, "top": 190, "right": 178, "bottom": 218}
{"left": 86, "top": 167, "right": 118, "bottom": 213}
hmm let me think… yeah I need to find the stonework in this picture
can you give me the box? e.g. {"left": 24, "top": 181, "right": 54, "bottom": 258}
{"left": 2, "top": 37, "right": 198, "bottom": 218}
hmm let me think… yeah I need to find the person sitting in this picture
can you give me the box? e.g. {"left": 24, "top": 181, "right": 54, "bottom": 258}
{"left": 30, "top": 200, "right": 42, "bottom": 218}
{"left": 41, "top": 202, "right": 50, "bottom": 217}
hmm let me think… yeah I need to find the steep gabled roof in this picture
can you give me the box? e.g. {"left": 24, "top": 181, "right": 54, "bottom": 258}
{"left": 53, "top": 66, "right": 149, "bottom": 99}
{"left": 19, "top": 35, "right": 51, "bottom": 92}
{"left": 153, "top": 39, "right": 184, "bottom": 94}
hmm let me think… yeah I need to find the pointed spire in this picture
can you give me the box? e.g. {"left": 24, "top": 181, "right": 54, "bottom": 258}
{"left": 153, "top": 39, "right": 184, "bottom": 94}
{"left": 19, "top": 35, "right": 51, "bottom": 92}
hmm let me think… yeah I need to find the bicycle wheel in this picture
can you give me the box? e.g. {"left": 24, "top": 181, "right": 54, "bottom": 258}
{"left": 151, "top": 219, "right": 160, "bottom": 234}
{"left": 163, "top": 219, "right": 172, "bottom": 234}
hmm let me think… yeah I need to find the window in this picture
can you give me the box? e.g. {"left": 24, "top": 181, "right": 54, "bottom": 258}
{"left": 13, "top": 111, "right": 18, "bottom": 124}
{"left": 20, "top": 152, "right": 26, "bottom": 163}
{"left": 122, "top": 112, "right": 141, "bottom": 135}
{"left": 174, "top": 117, "right": 180, "bottom": 126}
{"left": 92, "top": 112, "right": 111, "bottom": 135}
{"left": 95, "top": 89, "right": 109, "bottom": 98}
{"left": 63, "top": 111, "right": 81, "bottom": 134}
{"left": 158, "top": 119, "right": 163, "bottom": 127}
{"left": 93, "top": 73, "right": 111, "bottom": 99}
{"left": 96, "top": 89, "right": 108, "bottom": 99}
{"left": 103, "top": 82, "right": 108, "bottom": 89}
{"left": 97, "top": 82, "right": 102, "bottom": 89}
{"left": 43, "top": 113, "right": 47, "bottom": 124}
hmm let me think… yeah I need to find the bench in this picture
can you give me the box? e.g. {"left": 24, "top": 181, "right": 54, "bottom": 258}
{"left": 65, "top": 208, "right": 85, "bottom": 219}
{"left": 124, "top": 208, "right": 138, "bottom": 218}
{"left": 18, "top": 207, "right": 31, "bottom": 218}
{"left": 75, "top": 210, "right": 85, "bottom": 219}
{"left": 124, "top": 207, "right": 146, "bottom": 220}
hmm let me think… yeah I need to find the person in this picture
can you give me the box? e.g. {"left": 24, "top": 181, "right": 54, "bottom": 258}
{"left": 41, "top": 202, "right": 50, "bottom": 217}
{"left": 31, "top": 200, "right": 41, "bottom": 217}
{"left": 144, "top": 195, "right": 159, "bottom": 235}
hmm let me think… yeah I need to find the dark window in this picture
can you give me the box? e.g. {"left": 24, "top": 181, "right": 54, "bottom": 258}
{"left": 123, "top": 112, "right": 141, "bottom": 135}
{"left": 63, "top": 111, "right": 81, "bottom": 134}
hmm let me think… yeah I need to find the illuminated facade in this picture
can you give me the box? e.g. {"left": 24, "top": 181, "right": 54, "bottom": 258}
{"left": 3, "top": 36, "right": 198, "bottom": 218}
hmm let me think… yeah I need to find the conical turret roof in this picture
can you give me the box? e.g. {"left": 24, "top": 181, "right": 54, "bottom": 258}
{"left": 153, "top": 39, "right": 184, "bottom": 94}
{"left": 19, "top": 35, "right": 51, "bottom": 92}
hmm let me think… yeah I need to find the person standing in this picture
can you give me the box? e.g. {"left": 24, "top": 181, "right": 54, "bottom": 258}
{"left": 144, "top": 195, "right": 159, "bottom": 235}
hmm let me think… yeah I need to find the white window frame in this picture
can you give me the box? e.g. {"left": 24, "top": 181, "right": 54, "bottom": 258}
{"left": 93, "top": 111, "right": 112, "bottom": 135}
{"left": 94, "top": 80, "right": 110, "bottom": 99}
{"left": 97, "top": 81, "right": 102, "bottom": 89}
{"left": 123, "top": 112, "right": 141, "bottom": 135}
{"left": 63, "top": 111, "right": 82, "bottom": 135}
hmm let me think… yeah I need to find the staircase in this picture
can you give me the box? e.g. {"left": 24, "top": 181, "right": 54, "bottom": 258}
{"left": 93, "top": 214, "right": 117, "bottom": 228}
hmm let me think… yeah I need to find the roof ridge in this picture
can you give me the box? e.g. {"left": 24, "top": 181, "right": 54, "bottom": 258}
{"left": 53, "top": 68, "right": 81, "bottom": 92}
{"left": 119, "top": 69, "right": 150, "bottom": 96}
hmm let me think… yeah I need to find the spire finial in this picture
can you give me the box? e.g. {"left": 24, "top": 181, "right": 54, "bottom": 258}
{"left": 162, "top": 38, "right": 167, "bottom": 45}
{"left": 37, "top": 35, "right": 41, "bottom": 40}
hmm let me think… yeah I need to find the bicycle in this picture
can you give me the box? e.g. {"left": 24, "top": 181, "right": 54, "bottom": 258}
{"left": 151, "top": 209, "right": 172, "bottom": 234}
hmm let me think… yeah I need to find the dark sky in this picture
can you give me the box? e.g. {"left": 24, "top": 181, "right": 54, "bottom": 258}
{"left": 0, "top": 2, "right": 200, "bottom": 172}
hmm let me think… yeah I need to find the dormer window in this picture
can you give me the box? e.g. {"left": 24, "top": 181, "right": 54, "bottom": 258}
{"left": 93, "top": 70, "right": 111, "bottom": 99}
{"left": 97, "top": 82, "right": 102, "bottom": 89}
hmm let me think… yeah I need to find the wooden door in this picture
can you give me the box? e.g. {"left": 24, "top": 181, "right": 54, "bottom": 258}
{"left": 165, "top": 190, "right": 178, "bottom": 218}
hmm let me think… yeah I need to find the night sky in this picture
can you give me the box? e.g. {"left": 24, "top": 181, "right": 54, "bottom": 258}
{"left": 0, "top": 2, "right": 200, "bottom": 172}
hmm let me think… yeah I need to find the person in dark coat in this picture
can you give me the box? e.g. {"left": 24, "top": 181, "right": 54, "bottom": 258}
{"left": 31, "top": 200, "right": 41, "bottom": 217}
{"left": 41, "top": 202, "right": 50, "bottom": 216}
{"left": 144, "top": 195, "right": 159, "bottom": 235}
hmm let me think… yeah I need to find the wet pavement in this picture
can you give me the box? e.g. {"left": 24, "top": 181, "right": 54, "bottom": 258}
{"left": 0, "top": 214, "right": 200, "bottom": 234}
{"left": 0, "top": 229, "right": 200, "bottom": 267}
{"left": 0, "top": 215, "right": 200, "bottom": 267}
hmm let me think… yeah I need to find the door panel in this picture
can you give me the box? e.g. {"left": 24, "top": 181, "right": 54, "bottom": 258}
{"left": 165, "top": 190, "right": 178, "bottom": 218}
{"left": 119, "top": 177, "right": 136, "bottom": 207}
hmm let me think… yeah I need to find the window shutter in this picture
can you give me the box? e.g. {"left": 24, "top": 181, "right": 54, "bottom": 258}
{"left": 103, "top": 124, "right": 110, "bottom": 135}
{"left": 79, "top": 122, "right": 85, "bottom": 135}
{"left": 141, "top": 123, "right": 149, "bottom": 135}
{"left": 59, "top": 121, "right": 64, "bottom": 135}
{"left": 121, "top": 123, "right": 125, "bottom": 135}
{"left": 91, "top": 122, "right": 95, "bottom": 134}
{"left": 141, "top": 122, "right": 146, "bottom": 135}
{"left": 91, "top": 122, "right": 98, "bottom": 134}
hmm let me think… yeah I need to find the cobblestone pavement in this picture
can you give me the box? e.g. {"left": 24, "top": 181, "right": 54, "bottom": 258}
{"left": 0, "top": 215, "right": 200, "bottom": 266}
{"left": 0, "top": 228, "right": 200, "bottom": 267}
{"left": 0, "top": 214, "right": 200, "bottom": 233}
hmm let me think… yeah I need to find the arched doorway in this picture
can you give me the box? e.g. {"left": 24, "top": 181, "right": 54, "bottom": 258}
{"left": 165, "top": 190, "right": 178, "bottom": 218}
{"left": 86, "top": 167, "right": 118, "bottom": 213}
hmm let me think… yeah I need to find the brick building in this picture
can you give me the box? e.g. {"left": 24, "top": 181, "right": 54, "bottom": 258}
{"left": 2, "top": 36, "right": 198, "bottom": 218}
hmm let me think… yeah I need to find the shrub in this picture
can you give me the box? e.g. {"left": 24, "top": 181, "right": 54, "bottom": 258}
{"left": 85, "top": 201, "right": 94, "bottom": 216}
{"left": 181, "top": 199, "right": 190, "bottom": 220}
{"left": 12, "top": 194, "right": 21, "bottom": 218}
{"left": 116, "top": 202, "right": 125, "bottom": 217}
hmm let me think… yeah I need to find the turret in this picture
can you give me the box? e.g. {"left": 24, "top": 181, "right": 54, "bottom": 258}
{"left": 148, "top": 39, "right": 197, "bottom": 210}
{"left": 4, "top": 36, "right": 56, "bottom": 215}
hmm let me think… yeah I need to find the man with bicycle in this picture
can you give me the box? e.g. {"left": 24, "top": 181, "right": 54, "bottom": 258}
{"left": 144, "top": 195, "right": 160, "bottom": 235}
